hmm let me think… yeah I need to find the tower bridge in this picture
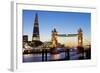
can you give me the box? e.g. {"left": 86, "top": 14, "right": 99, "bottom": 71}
{"left": 51, "top": 28, "right": 83, "bottom": 48}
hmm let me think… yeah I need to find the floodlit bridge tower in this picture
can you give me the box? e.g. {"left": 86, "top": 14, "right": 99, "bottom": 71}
{"left": 51, "top": 28, "right": 58, "bottom": 48}
{"left": 78, "top": 28, "right": 83, "bottom": 47}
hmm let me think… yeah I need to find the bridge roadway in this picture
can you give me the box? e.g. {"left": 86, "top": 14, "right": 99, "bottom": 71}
{"left": 57, "top": 34, "right": 78, "bottom": 37}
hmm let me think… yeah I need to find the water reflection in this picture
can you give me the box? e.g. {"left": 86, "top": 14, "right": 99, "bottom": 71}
{"left": 23, "top": 48, "right": 90, "bottom": 62}
{"left": 51, "top": 54, "right": 60, "bottom": 60}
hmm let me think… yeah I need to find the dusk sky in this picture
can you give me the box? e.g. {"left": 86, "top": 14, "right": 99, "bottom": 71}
{"left": 23, "top": 10, "right": 91, "bottom": 46}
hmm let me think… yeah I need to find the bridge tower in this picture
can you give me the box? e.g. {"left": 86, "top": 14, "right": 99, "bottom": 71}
{"left": 78, "top": 28, "right": 83, "bottom": 47}
{"left": 51, "top": 28, "right": 58, "bottom": 48}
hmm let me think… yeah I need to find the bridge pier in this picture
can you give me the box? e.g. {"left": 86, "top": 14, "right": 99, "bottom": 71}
{"left": 65, "top": 49, "right": 70, "bottom": 60}
{"left": 42, "top": 49, "right": 48, "bottom": 61}
{"left": 77, "top": 46, "right": 84, "bottom": 59}
{"left": 42, "top": 49, "right": 45, "bottom": 61}
{"left": 45, "top": 49, "right": 48, "bottom": 61}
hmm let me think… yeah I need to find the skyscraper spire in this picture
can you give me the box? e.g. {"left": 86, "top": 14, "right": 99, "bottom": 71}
{"left": 34, "top": 13, "right": 38, "bottom": 23}
{"left": 32, "top": 13, "right": 40, "bottom": 41}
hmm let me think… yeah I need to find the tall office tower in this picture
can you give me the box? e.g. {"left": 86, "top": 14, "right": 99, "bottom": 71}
{"left": 32, "top": 13, "right": 40, "bottom": 41}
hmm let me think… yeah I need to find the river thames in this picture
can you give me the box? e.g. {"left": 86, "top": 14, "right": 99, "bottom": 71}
{"left": 23, "top": 48, "right": 90, "bottom": 62}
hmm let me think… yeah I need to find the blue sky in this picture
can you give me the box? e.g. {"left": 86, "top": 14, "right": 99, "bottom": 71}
{"left": 23, "top": 10, "right": 91, "bottom": 45}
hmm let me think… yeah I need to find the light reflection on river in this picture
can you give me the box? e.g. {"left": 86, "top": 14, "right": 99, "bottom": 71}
{"left": 23, "top": 48, "right": 84, "bottom": 62}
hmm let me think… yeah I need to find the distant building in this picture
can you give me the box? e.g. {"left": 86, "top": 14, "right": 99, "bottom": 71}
{"left": 23, "top": 35, "right": 28, "bottom": 43}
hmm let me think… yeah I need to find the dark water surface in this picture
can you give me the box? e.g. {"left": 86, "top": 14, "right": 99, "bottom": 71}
{"left": 23, "top": 48, "right": 87, "bottom": 62}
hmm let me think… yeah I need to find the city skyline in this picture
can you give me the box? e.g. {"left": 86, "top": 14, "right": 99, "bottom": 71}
{"left": 23, "top": 10, "right": 91, "bottom": 46}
